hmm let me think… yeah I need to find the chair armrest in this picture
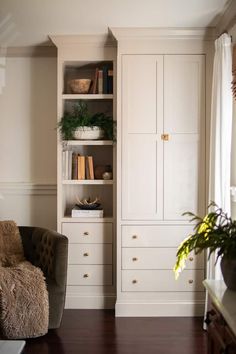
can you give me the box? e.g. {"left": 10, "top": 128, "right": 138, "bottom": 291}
{"left": 19, "top": 227, "right": 68, "bottom": 288}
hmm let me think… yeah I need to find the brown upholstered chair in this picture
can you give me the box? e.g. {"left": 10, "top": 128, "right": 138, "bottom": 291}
{"left": 18, "top": 226, "right": 68, "bottom": 329}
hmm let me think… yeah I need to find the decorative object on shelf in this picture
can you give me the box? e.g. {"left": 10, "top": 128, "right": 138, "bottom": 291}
{"left": 74, "top": 126, "right": 104, "bottom": 140}
{"left": 76, "top": 197, "right": 101, "bottom": 209}
{"left": 69, "top": 79, "right": 92, "bottom": 94}
{"left": 173, "top": 202, "right": 236, "bottom": 290}
{"left": 102, "top": 171, "right": 112, "bottom": 180}
{"left": 94, "top": 164, "right": 112, "bottom": 179}
{"left": 58, "top": 100, "right": 115, "bottom": 140}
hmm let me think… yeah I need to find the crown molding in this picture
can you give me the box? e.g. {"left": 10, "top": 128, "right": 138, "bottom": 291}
{"left": 49, "top": 33, "right": 116, "bottom": 48}
{"left": 109, "top": 27, "right": 216, "bottom": 41}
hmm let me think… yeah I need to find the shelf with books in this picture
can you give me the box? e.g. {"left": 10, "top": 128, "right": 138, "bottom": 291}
{"left": 63, "top": 61, "right": 113, "bottom": 95}
{"left": 51, "top": 34, "right": 116, "bottom": 309}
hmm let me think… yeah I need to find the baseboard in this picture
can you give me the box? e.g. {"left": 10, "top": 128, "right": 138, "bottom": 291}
{"left": 65, "top": 294, "right": 116, "bottom": 309}
{"left": 115, "top": 301, "right": 205, "bottom": 317}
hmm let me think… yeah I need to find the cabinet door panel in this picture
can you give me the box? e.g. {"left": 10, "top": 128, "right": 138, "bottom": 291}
{"left": 122, "top": 135, "right": 163, "bottom": 220}
{"left": 164, "top": 134, "right": 204, "bottom": 220}
{"left": 164, "top": 55, "right": 205, "bottom": 134}
{"left": 122, "top": 55, "right": 163, "bottom": 134}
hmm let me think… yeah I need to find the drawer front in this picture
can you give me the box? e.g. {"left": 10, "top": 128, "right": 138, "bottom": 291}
{"left": 68, "top": 265, "right": 112, "bottom": 286}
{"left": 122, "top": 248, "right": 204, "bottom": 270}
{"left": 122, "top": 269, "right": 204, "bottom": 292}
{"left": 68, "top": 244, "right": 112, "bottom": 265}
{"left": 122, "top": 225, "right": 194, "bottom": 247}
{"left": 62, "top": 222, "right": 112, "bottom": 243}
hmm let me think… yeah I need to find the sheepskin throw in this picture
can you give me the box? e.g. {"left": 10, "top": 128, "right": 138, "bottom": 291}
{"left": 0, "top": 221, "right": 49, "bottom": 339}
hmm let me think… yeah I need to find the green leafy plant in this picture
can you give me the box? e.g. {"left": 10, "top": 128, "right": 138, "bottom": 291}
{"left": 58, "top": 100, "right": 116, "bottom": 140}
{"left": 173, "top": 202, "right": 236, "bottom": 279}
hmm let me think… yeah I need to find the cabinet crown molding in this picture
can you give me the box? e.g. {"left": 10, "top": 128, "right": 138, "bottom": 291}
{"left": 49, "top": 34, "right": 116, "bottom": 48}
{"left": 109, "top": 27, "right": 216, "bottom": 41}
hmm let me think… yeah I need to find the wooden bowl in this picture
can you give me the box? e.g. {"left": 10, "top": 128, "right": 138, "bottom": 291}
{"left": 69, "top": 79, "right": 92, "bottom": 94}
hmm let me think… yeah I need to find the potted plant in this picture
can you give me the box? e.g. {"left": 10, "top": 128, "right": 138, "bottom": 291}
{"left": 58, "top": 100, "right": 115, "bottom": 140}
{"left": 173, "top": 202, "right": 236, "bottom": 290}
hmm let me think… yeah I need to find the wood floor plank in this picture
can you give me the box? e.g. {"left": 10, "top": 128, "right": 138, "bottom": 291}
{"left": 24, "top": 310, "right": 207, "bottom": 354}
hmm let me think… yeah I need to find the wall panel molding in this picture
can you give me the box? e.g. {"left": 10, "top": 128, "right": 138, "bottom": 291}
{"left": 0, "top": 182, "right": 57, "bottom": 195}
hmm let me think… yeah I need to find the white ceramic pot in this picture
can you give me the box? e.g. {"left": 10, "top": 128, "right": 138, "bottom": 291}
{"left": 74, "top": 126, "right": 104, "bottom": 140}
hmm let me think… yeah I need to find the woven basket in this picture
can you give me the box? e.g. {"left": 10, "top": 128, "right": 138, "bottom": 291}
{"left": 69, "top": 79, "right": 92, "bottom": 94}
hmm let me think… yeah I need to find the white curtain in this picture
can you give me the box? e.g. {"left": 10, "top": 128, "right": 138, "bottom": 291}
{"left": 204, "top": 33, "right": 232, "bottom": 325}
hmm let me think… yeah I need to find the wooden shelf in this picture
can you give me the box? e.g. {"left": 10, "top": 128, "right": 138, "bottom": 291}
{"left": 62, "top": 180, "right": 113, "bottom": 185}
{"left": 63, "top": 140, "right": 113, "bottom": 146}
{"left": 62, "top": 216, "right": 114, "bottom": 223}
{"left": 62, "top": 94, "right": 113, "bottom": 100}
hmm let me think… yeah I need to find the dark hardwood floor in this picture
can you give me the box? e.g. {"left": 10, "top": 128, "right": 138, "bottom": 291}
{"left": 24, "top": 310, "right": 207, "bottom": 354}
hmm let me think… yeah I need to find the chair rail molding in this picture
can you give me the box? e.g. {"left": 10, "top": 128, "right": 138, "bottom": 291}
{"left": 0, "top": 182, "right": 57, "bottom": 196}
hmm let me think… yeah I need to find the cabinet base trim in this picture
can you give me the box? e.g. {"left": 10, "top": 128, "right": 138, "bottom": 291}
{"left": 115, "top": 301, "right": 205, "bottom": 317}
{"left": 65, "top": 294, "right": 116, "bottom": 309}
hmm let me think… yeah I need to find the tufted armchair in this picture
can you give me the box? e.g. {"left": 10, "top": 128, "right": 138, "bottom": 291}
{"left": 18, "top": 226, "right": 68, "bottom": 329}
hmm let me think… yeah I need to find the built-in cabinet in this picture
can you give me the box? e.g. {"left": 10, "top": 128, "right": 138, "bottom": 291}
{"left": 50, "top": 35, "right": 117, "bottom": 309}
{"left": 112, "top": 28, "right": 213, "bottom": 316}
{"left": 51, "top": 29, "right": 213, "bottom": 314}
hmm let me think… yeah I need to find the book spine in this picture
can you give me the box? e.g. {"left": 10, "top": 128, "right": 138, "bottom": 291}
{"left": 108, "top": 69, "right": 113, "bottom": 94}
{"left": 88, "top": 156, "right": 94, "bottom": 179}
{"left": 68, "top": 150, "right": 72, "bottom": 180}
{"left": 85, "top": 156, "right": 90, "bottom": 179}
{"left": 98, "top": 70, "right": 103, "bottom": 94}
{"left": 72, "top": 152, "right": 78, "bottom": 180}
{"left": 78, "top": 156, "right": 85, "bottom": 180}
{"left": 92, "top": 67, "right": 99, "bottom": 94}
{"left": 102, "top": 66, "right": 108, "bottom": 94}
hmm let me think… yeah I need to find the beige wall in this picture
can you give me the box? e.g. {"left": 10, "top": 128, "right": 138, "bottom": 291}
{"left": 0, "top": 55, "right": 57, "bottom": 229}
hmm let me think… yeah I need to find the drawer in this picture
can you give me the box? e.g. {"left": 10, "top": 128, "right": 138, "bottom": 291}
{"left": 122, "top": 248, "right": 204, "bottom": 270}
{"left": 122, "top": 225, "right": 194, "bottom": 247}
{"left": 122, "top": 269, "right": 204, "bottom": 292}
{"left": 68, "top": 244, "right": 112, "bottom": 265}
{"left": 62, "top": 222, "right": 112, "bottom": 243}
{"left": 67, "top": 265, "right": 112, "bottom": 286}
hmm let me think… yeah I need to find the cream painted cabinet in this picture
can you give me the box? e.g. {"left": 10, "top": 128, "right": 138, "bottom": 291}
{"left": 122, "top": 54, "right": 205, "bottom": 221}
{"left": 112, "top": 25, "right": 211, "bottom": 318}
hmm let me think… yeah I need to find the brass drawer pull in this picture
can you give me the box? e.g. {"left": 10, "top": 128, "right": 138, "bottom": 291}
{"left": 83, "top": 231, "right": 89, "bottom": 236}
{"left": 132, "top": 235, "right": 138, "bottom": 239}
{"left": 83, "top": 274, "right": 89, "bottom": 278}
{"left": 132, "top": 257, "right": 138, "bottom": 261}
{"left": 188, "top": 279, "right": 193, "bottom": 284}
{"left": 83, "top": 253, "right": 89, "bottom": 257}
{"left": 132, "top": 279, "right": 138, "bottom": 284}
{"left": 189, "top": 257, "right": 194, "bottom": 262}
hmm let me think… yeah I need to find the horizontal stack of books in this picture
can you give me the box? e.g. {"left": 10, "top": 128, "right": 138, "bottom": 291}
{"left": 71, "top": 205, "right": 103, "bottom": 218}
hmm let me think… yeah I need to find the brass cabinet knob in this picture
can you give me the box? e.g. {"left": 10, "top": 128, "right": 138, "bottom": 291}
{"left": 188, "top": 279, "right": 193, "bottom": 284}
{"left": 132, "top": 279, "right": 138, "bottom": 284}
{"left": 161, "top": 134, "right": 170, "bottom": 141}
{"left": 83, "top": 231, "right": 89, "bottom": 236}
{"left": 132, "top": 257, "right": 138, "bottom": 261}
{"left": 132, "top": 235, "right": 138, "bottom": 239}
{"left": 83, "top": 253, "right": 89, "bottom": 257}
{"left": 83, "top": 274, "right": 89, "bottom": 278}
{"left": 189, "top": 257, "right": 194, "bottom": 262}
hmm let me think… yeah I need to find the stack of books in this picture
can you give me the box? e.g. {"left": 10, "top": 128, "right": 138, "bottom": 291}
{"left": 71, "top": 205, "right": 104, "bottom": 218}
{"left": 62, "top": 151, "right": 94, "bottom": 180}
{"left": 91, "top": 66, "right": 113, "bottom": 94}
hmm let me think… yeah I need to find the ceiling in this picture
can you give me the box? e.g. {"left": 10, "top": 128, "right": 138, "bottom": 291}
{"left": 0, "top": 0, "right": 232, "bottom": 46}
